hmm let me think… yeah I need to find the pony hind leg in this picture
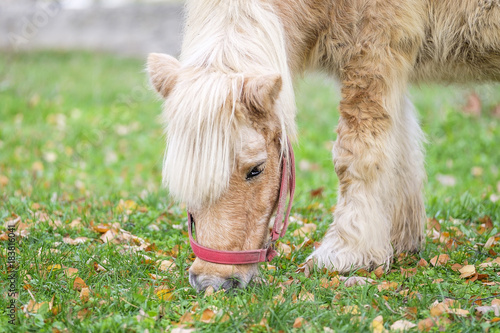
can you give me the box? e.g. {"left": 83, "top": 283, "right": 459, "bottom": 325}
{"left": 309, "top": 51, "right": 424, "bottom": 272}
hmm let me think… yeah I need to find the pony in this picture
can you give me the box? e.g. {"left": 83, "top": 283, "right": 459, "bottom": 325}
{"left": 148, "top": 0, "right": 500, "bottom": 292}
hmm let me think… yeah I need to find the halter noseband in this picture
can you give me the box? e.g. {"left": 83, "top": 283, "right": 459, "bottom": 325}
{"left": 187, "top": 140, "right": 296, "bottom": 265}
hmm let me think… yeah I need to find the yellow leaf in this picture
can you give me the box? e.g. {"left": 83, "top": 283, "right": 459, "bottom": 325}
{"left": 156, "top": 289, "right": 174, "bottom": 301}
{"left": 46, "top": 264, "right": 62, "bottom": 272}
{"left": 116, "top": 199, "right": 138, "bottom": 214}
{"left": 371, "top": 315, "right": 385, "bottom": 333}
{"left": 342, "top": 305, "right": 360, "bottom": 315}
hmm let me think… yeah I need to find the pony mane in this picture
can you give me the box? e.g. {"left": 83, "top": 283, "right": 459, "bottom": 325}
{"left": 162, "top": 0, "right": 296, "bottom": 209}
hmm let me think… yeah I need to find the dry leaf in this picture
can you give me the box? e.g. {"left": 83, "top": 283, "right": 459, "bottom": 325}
{"left": 417, "top": 258, "right": 428, "bottom": 267}
{"left": 463, "top": 92, "right": 482, "bottom": 116}
{"left": 100, "top": 229, "right": 118, "bottom": 243}
{"left": 293, "top": 317, "right": 305, "bottom": 328}
{"left": 200, "top": 309, "right": 216, "bottom": 323}
{"left": 69, "top": 219, "right": 83, "bottom": 229}
{"left": 64, "top": 267, "right": 79, "bottom": 277}
{"left": 158, "top": 259, "right": 176, "bottom": 272}
{"left": 430, "top": 254, "right": 450, "bottom": 266}
{"left": 73, "top": 277, "right": 87, "bottom": 291}
{"left": 93, "top": 224, "right": 111, "bottom": 233}
{"left": 293, "top": 223, "right": 317, "bottom": 237}
{"left": 80, "top": 288, "right": 90, "bottom": 302}
{"left": 401, "top": 267, "right": 417, "bottom": 278}
{"left": 277, "top": 242, "right": 292, "bottom": 256}
{"left": 341, "top": 276, "right": 375, "bottom": 287}
{"left": 63, "top": 236, "right": 89, "bottom": 245}
{"left": 458, "top": 265, "right": 476, "bottom": 279}
{"left": 116, "top": 199, "right": 138, "bottom": 214}
{"left": 485, "top": 236, "right": 496, "bottom": 249}
{"left": 390, "top": 320, "right": 416, "bottom": 331}
{"left": 310, "top": 187, "right": 325, "bottom": 198}
{"left": 171, "top": 328, "right": 196, "bottom": 333}
{"left": 373, "top": 266, "right": 385, "bottom": 278}
{"left": 436, "top": 174, "right": 456, "bottom": 187}
{"left": 377, "top": 281, "right": 398, "bottom": 292}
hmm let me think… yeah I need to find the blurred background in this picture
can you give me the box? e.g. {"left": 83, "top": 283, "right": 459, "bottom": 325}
{"left": 0, "top": 0, "right": 184, "bottom": 57}
{"left": 0, "top": 0, "right": 499, "bottom": 206}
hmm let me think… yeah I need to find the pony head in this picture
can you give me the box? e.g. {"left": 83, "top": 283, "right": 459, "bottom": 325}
{"left": 148, "top": 53, "right": 290, "bottom": 291}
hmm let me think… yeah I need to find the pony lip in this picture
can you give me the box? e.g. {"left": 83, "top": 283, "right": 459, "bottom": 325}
{"left": 186, "top": 140, "right": 295, "bottom": 265}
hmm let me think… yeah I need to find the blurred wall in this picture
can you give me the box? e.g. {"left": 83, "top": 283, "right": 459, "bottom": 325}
{"left": 0, "top": 0, "right": 184, "bottom": 57}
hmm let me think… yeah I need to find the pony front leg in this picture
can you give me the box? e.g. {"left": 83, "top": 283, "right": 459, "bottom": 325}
{"left": 310, "top": 61, "right": 416, "bottom": 272}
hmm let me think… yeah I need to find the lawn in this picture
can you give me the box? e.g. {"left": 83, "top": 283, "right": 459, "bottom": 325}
{"left": 1, "top": 51, "right": 500, "bottom": 332}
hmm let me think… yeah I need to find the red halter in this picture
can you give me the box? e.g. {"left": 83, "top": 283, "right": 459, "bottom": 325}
{"left": 187, "top": 140, "right": 296, "bottom": 265}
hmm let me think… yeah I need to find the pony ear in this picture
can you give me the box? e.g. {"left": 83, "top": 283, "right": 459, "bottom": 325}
{"left": 147, "top": 53, "right": 181, "bottom": 98}
{"left": 242, "top": 74, "right": 282, "bottom": 113}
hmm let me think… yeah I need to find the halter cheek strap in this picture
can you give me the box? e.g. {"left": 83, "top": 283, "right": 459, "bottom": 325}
{"left": 187, "top": 140, "right": 295, "bottom": 265}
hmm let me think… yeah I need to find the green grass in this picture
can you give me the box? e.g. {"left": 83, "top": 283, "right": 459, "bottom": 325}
{"left": 1, "top": 51, "right": 499, "bottom": 332}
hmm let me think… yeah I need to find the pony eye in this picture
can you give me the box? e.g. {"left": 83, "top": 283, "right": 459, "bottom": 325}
{"left": 246, "top": 164, "right": 264, "bottom": 180}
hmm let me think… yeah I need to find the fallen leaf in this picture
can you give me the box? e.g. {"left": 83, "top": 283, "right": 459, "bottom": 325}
{"left": 436, "top": 174, "right": 456, "bottom": 187}
{"left": 200, "top": 309, "right": 216, "bottom": 323}
{"left": 171, "top": 328, "right": 195, "bottom": 333}
{"left": 158, "top": 259, "right": 176, "bottom": 272}
{"left": 100, "top": 229, "right": 118, "bottom": 243}
{"left": 373, "top": 266, "right": 385, "bottom": 278}
{"left": 156, "top": 289, "right": 174, "bottom": 301}
{"left": 462, "top": 92, "right": 481, "bottom": 116}
{"left": 371, "top": 315, "right": 385, "bottom": 333}
{"left": 390, "top": 319, "right": 416, "bottom": 331}
{"left": 293, "top": 223, "right": 317, "bottom": 237}
{"left": 46, "top": 264, "right": 62, "bottom": 272}
{"left": 63, "top": 236, "right": 89, "bottom": 245}
{"left": 64, "top": 267, "right": 79, "bottom": 277}
{"left": 73, "top": 277, "right": 87, "bottom": 291}
{"left": 430, "top": 254, "right": 450, "bottom": 266}
{"left": 401, "top": 267, "right": 416, "bottom": 278}
{"left": 80, "top": 288, "right": 90, "bottom": 302}
{"left": 341, "top": 276, "right": 375, "bottom": 287}
{"left": 417, "top": 258, "right": 428, "bottom": 267}
{"left": 116, "top": 199, "right": 138, "bottom": 214}
{"left": 377, "top": 281, "right": 398, "bottom": 292}
{"left": 458, "top": 265, "right": 476, "bottom": 279}
{"left": 310, "top": 187, "right": 325, "bottom": 198}
{"left": 93, "top": 224, "right": 111, "bottom": 233}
